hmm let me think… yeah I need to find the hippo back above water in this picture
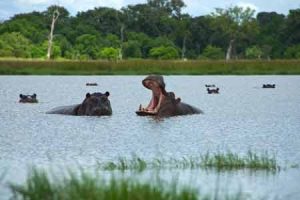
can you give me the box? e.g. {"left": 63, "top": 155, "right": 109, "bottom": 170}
{"left": 47, "top": 92, "right": 112, "bottom": 116}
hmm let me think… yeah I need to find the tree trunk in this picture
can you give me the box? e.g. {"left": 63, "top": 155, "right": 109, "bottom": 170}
{"left": 119, "top": 24, "right": 125, "bottom": 61}
{"left": 47, "top": 9, "right": 60, "bottom": 60}
{"left": 226, "top": 39, "right": 235, "bottom": 61}
{"left": 181, "top": 34, "right": 187, "bottom": 60}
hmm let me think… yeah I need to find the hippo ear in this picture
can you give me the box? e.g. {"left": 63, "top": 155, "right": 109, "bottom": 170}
{"left": 105, "top": 91, "right": 110, "bottom": 97}
{"left": 33, "top": 93, "right": 37, "bottom": 98}
{"left": 175, "top": 98, "right": 181, "bottom": 104}
{"left": 19, "top": 94, "right": 23, "bottom": 98}
{"left": 86, "top": 93, "right": 91, "bottom": 98}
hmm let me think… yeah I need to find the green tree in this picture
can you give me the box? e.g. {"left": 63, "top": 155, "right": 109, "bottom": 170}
{"left": 74, "top": 34, "right": 100, "bottom": 59}
{"left": 149, "top": 46, "right": 179, "bottom": 59}
{"left": 210, "top": 6, "right": 258, "bottom": 59}
{"left": 126, "top": 32, "right": 152, "bottom": 58}
{"left": 256, "top": 12, "right": 285, "bottom": 58}
{"left": 285, "top": 9, "right": 300, "bottom": 46}
{"left": 201, "top": 45, "right": 224, "bottom": 59}
{"left": 99, "top": 47, "right": 120, "bottom": 60}
{"left": 0, "top": 32, "right": 32, "bottom": 57}
{"left": 245, "top": 46, "right": 262, "bottom": 59}
{"left": 0, "top": 12, "right": 48, "bottom": 44}
{"left": 123, "top": 40, "right": 142, "bottom": 58}
{"left": 284, "top": 45, "right": 300, "bottom": 59}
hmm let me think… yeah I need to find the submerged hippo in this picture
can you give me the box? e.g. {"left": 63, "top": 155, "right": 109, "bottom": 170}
{"left": 262, "top": 84, "right": 276, "bottom": 88}
{"left": 19, "top": 93, "right": 38, "bottom": 103}
{"left": 47, "top": 92, "right": 112, "bottom": 116}
{"left": 207, "top": 87, "right": 219, "bottom": 94}
{"left": 136, "top": 75, "right": 202, "bottom": 117}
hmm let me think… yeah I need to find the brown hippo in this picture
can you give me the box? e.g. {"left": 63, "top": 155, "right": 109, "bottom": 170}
{"left": 19, "top": 94, "right": 38, "bottom": 103}
{"left": 136, "top": 75, "right": 202, "bottom": 117}
{"left": 47, "top": 92, "right": 112, "bottom": 116}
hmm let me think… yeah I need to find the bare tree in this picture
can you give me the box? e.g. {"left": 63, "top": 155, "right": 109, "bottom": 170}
{"left": 226, "top": 39, "right": 235, "bottom": 61}
{"left": 47, "top": 8, "right": 60, "bottom": 59}
{"left": 181, "top": 34, "right": 187, "bottom": 60}
{"left": 119, "top": 24, "right": 125, "bottom": 60}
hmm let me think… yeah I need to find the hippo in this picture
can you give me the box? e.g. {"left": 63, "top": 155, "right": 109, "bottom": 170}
{"left": 262, "top": 84, "right": 275, "bottom": 88}
{"left": 207, "top": 87, "right": 219, "bottom": 94}
{"left": 47, "top": 92, "right": 112, "bottom": 116}
{"left": 136, "top": 75, "right": 202, "bottom": 117}
{"left": 86, "top": 83, "right": 98, "bottom": 86}
{"left": 19, "top": 93, "right": 38, "bottom": 103}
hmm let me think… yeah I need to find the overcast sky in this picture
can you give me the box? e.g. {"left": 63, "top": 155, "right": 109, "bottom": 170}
{"left": 0, "top": 0, "right": 299, "bottom": 20}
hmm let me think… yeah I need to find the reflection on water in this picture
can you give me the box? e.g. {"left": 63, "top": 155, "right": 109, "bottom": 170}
{"left": 0, "top": 75, "right": 300, "bottom": 199}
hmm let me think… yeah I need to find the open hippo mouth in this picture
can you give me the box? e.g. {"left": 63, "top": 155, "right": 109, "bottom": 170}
{"left": 137, "top": 75, "right": 167, "bottom": 115}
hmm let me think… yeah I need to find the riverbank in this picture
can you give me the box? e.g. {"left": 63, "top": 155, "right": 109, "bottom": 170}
{"left": 0, "top": 59, "right": 300, "bottom": 75}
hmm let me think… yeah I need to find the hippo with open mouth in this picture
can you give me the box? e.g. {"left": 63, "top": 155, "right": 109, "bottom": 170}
{"left": 47, "top": 92, "right": 112, "bottom": 116}
{"left": 136, "top": 75, "right": 202, "bottom": 117}
{"left": 19, "top": 94, "right": 38, "bottom": 103}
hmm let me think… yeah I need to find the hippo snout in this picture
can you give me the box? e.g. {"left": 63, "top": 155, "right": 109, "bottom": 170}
{"left": 91, "top": 107, "right": 112, "bottom": 116}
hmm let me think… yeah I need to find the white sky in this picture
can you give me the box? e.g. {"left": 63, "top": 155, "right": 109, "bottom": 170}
{"left": 0, "top": 0, "right": 299, "bottom": 20}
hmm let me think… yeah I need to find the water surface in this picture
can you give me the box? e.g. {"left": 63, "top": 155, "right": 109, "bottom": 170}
{"left": 0, "top": 75, "right": 300, "bottom": 199}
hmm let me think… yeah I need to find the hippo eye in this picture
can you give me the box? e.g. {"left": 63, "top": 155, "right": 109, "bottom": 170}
{"left": 100, "top": 96, "right": 108, "bottom": 102}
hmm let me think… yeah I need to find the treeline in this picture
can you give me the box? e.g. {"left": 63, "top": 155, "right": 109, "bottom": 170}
{"left": 0, "top": 0, "right": 299, "bottom": 60}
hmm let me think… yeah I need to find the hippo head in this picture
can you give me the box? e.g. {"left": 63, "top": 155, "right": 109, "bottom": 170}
{"left": 76, "top": 92, "right": 112, "bottom": 116}
{"left": 139, "top": 75, "right": 181, "bottom": 115}
{"left": 137, "top": 75, "right": 202, "bottom": 117}
{"left": 19, "top": 93, "right": 38, "bottom": 103}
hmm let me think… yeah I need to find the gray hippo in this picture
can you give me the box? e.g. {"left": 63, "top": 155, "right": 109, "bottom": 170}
{"left": 207, "top": 87, "right": 219, "bottom": 94}
{"left": 47, "top": 92, "right": 112, "bottom": 116}
{"left": 136, "top": 75, "right": 202, "bottom": 117}
{"left": 262, "top": 84, "right": 275, "bottom": 88}
{"left": 19, "top": 94, "right": 38, "bottom": 103}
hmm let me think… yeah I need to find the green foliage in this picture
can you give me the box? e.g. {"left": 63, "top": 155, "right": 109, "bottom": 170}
{"left": 284, "top": 44, "right": 300, "bottom": 59}
{"left": 285, "top": 9, "right": 300, "bottom": 45}
{"left": 201, "top": 45, "right": 224, "bottom": 59}
{"left": 123, "top": 40, "right": 142, "bottom": 58}
{"left": 0, "top": 32, "right": 32, "bottom": 57}
{"left": 0, "top": 4, "right": 299, "bottom": 60}
{"left": 31, "top": 46, "right": 45, "bottom": 58}
{"left": 256, "top": 12, "right": 285, "bottom": 58}
{"left": 74, "top": 34, "right": 99, "bottom": 59}
{"left": 245, "top": 46, "right": 263, "bottom": 59}
{"left": 149, "top": 46, "right": 179, "bottom": 59}
{"left": 105, "top": 34, "right": 121, "bottom": 48}
{"left": 99, "top": 47, "right": 120, "bottom": 60}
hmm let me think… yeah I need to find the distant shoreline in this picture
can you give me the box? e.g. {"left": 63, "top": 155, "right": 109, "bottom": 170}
{"left": 0, "top": 59, "right": 300, "bottom": 75}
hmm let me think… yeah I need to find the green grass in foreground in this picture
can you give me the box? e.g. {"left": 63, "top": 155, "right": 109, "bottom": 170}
{"left": 10, "top": 168, "right": 250, "bottom": 200}
{"left": 100, "top": 151, "right": 279, "bottom": 171}
{"left": 0, "top": 59, "right": 300, "bottom": 75}
{"left": 10, "top": 169, "right": 200, "bottom": 200}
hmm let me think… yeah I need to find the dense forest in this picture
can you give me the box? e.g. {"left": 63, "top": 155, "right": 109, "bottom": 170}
{"left": 0, "top": 0, "right": 299, "bottom": 60}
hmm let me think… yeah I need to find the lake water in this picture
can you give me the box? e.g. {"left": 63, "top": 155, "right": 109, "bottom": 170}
{"left": 0, "top": 75, "right": 300, "bottom": 199}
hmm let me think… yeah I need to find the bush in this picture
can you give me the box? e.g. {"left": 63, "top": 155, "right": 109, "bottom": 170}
{"left": 201, "top": 45, "right": 224, "bottom": 60}
{"left": 149, "top": 46, "right": 179, "bottom": 59}
{"left": 99, "top": 47, "right": 120, "bottom": 60}
{"left": 284, "top": 45, "right": 300, "bottom": 59}
{"left": 245, "top": 46, "right": 263, "bottom": 59}
{"left": 123, "top": 41, "right": 142, "bottom": 58}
